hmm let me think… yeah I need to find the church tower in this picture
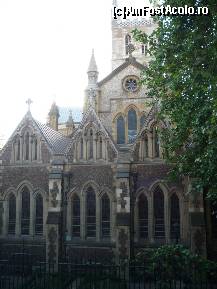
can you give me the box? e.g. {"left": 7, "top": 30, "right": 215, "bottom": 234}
{"left": 48, "top": 102, "right": 59, "bottom": 131}
{"left": 111, "top": 0, "right": 157, "bottom": 70}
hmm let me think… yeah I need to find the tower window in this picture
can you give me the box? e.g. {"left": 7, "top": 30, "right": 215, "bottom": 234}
{"left": 25, "top": 133, "right": 30, "bottom": 160}
{"left": 125, "top": 34, "right": 131, "bottom": 55}
{"left": 117, "top": 116, "right": 125, "bottom": 144}
{"left": 89, "top": 130, "right": 93, "bottom": 159}
{"left": 128, "top": 109, "right": 137, "bottom": 143}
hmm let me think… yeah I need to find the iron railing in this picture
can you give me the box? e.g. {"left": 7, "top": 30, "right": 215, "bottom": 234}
{"left": 0, "top": 257, "right": 217, "bottom": 289}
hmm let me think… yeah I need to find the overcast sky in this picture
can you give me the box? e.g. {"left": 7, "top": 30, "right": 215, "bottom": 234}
{"left": 0, "top": 0, "right": 150, "bottom": 146}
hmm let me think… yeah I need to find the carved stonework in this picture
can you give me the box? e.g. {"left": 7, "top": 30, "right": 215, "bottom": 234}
{"left": 48, "top": 227, "right": 57, "bottom": 263}
{"left": 118, "top": 229, "right": 128, "bottom": 258}
{"left": 50, "top": 182, "right": 59, "bottom": 207}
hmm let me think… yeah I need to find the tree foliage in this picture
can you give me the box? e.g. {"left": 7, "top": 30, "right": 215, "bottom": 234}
{"left": 133, "top": 0, "right": 217, "bottom": 199}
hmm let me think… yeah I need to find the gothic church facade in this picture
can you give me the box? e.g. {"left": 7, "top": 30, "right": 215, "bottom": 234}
{"left": 0, "top": 4, "right": 211, "bottom": 263}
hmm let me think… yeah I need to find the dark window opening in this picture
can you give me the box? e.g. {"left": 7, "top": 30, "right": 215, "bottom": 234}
{"left": 128, "top": 109, "right": 137, "bottom": 143}
{"left": 170, "top": 194, "right": 180, "bottom": 240}
{"left": 8, "top": 194, "right": 16, "bottom": 235}
{"left": 101, "top": 194, "right": 110, "bottom": 238}
{"left": 154, "top": 187, "right": 165, "bottom": 238}
{"left": 72, "top": 194, "right": 80, "bottom": 237}
{"left": 138, "top": 194, "right": 148, "bottom": 238}
{"left": 21, "top": 188, "right": 30, "bottom": 235}
{"left": 86, "top": 187, "right": 96, "bottom": 237}
{"left": 117, "top": 116, "right": 125, "bottom": 144}
{"left": 35, "top": 194, "right": 43, "bottom": 235}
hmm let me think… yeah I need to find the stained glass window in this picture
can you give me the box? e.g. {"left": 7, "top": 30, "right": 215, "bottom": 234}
{"left": 101, "top": 194, "right": 110, "bottom": 238}
{"left": 138, "top": 194, "right": 148, "bottom": 238}
{"left": 72, "top": 194, "right": 80, "bottom": 237}
{"left": 86, "top": 187, "right": 96, "bottom": 237}
{"left": 117, "top": 116, "right": 125, "bottom": 144}
{"left": 35, "top": 194, "right": 43, "bottom": 235}
{"left": 128, "top": 109, "right": 137, "bottom": 143}
{"left": 8, "top": 194, "right": 16, "bottom": 235}
{"left": 170, "top": 194, "right": 180, "bottom": 239}
{"left": 21, "top": 188, "right": 30, "bottom": 235}
{"left": 154, "top": 187, "right": 165, "bottom": 238}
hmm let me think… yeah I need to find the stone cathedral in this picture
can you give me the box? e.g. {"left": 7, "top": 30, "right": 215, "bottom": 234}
{"left": 0, "top": 2, "right": 216, "bottom": 264}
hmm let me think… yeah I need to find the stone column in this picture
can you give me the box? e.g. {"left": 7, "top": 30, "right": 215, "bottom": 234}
{"left": 46, "top": 162, "right": 64, "bottom": 270}
{"left": 115, "top": 166, "right": 131, "bottom": 262}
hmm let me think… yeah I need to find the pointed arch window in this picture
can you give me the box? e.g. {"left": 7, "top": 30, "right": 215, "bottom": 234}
{"left": 153, "top": 126, "right": 160, "bottom": 158}
{"left": 170, "top": 193, "right": 180, "bottom": 240}
{"left": 86, "top": 187, "right": 96, "bottom": 237}
{"left": 80, "top": 138, "right": 83, "bottom": 159}
{"left": 35, "top": 194, "right": 43, "bottom": 235}
{"left": 154, "top": 187, "right": 165, "bottom": 238}
{"left": 128, "top": 109, "right": 137, "bottom": 143}
{"left": 117, "top": 116, "right": 125, "bottom": 144}
{"left": 72, "top": 194, "right": 80, "bottom": 237}
{"left": 89, "top": 129, "right": 93, "bottom": 159}
{"left": 99, "top": 137, "right": 103, "bottom": 159}
{"left": 125, "top": 34, "right": 131, "bottom": 55}
{"left": 17, "top": 139, "right": 20, "bottom": 161}
{"left": 21, "top": 188, "right": 30, "bottom": 235}
{"left": 138, "top": 194, "right": 148, "bottom": 238}
{"left": 101, "top": 194, "right": 110, "bottom": 238}
{"left": 25, "top": 133, "right": 30, "bottom": 160}
{"left": 8, "top": 194, "right": 16, "bottom": 235}
{"left": 34, "top": 138, "right": 38, "bottom": 160}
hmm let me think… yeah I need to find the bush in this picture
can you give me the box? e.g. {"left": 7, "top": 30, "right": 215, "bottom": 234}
{"left": 134, "top": 245, "right": 217, "bottom": 287}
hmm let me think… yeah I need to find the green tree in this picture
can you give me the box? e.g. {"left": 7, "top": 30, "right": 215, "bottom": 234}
{"left": 133, "top": 0, "right": 217, "bottom": 200}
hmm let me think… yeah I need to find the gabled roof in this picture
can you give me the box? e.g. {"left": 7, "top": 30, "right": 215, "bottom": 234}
{"left": 0, "top": 111, "right": 71, "bottom": 157}
{"left": 34, "top": 120, "right": 71, "bottom": 155}
{"left": 98, "top": 56, "right": 146, "bottom": 87}
{"left": 68, "top": 106, "right": 118, "bottom": 155}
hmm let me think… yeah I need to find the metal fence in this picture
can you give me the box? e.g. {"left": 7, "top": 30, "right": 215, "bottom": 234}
{"left": 0, "top": 258, "right": 217, "bottom": 289}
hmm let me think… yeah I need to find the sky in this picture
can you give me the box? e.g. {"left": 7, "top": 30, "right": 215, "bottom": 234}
{"left": 0, "top": 0, "right": 150, "bottom": 147}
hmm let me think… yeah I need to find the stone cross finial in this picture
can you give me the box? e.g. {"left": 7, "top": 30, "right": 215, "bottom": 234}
{"left": 26, "top": 98, "right": 33, "bottom": 112}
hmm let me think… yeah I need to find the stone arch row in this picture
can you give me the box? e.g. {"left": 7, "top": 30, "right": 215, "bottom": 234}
{"left": 114, "top": 105, "right": 146, "bottom": 144}
{"left": 72, "top": 124, "right": 111, "bottom": 162}
{"left": 67, "top": 182, "right": 115, "bottom": 241}
{"left": 3, "top": 182, "right": 47, "bottom": 237}
{"left": 134, "top": 183, "right": 184, "bottom": 242}
{"left": 12, "top": 127, "right": 41, "bottom": 163}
